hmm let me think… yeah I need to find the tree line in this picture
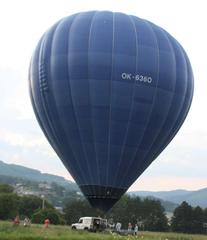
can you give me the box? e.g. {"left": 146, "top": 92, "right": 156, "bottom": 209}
{"left": 171, "top": 201, "right": 207, "bottom": 234}
{"left": 64, "top": 195, "right": 169, "bottom": 232}
{"left": 0, "top": 184, "right": 207, "bottom": 234}
{"left": 0, "top": 184, "right": 64, "bottom": 224}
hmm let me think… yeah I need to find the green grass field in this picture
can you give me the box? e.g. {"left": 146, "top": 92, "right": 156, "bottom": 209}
{"left": 0, "top": 221, "right": 206, "bottom": 240}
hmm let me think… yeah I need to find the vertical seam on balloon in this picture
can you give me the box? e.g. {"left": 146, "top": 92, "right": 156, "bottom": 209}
{"left": 152, "top": 39, "right": 191, "bottom": 162}
{"left": 52, "top": 16, "right": 85, "bottom": 185}
{"left": 67, "top": 13, "right": 93, "bottom": 185}
{"left": 28, "top": 57, "right": 52, "bottom": 147}
{"left": 29, "top": 44, "right": 54, "bottom": 151}
{"left": 106, "top": 12, "right": 115, "bottom": 187}
{"left": 29, "top": 60, "right": 53, "bottom": 150}
{"left": 87, "top": 11, "right": 100, "bottom": 186}
{"left": 38, "top": 23, "right": 84, "bottom": 183}
{"left": 149, "top": 33, "right": 188, "bottom": 163}
{"left": 69, "top": 14, "right": 93, "bottom": 185}
{"left": 135, "top": 27, "right": 177, "bottom": 175}
{"left": 38, "top": 31, "right": 66, "bottom": 167}
{"left": 182, "top": 50, "right": 194, "bottom": 110}
{"left": 113, "top": 15, "right": 138, "bottom": 189}
{"left": 118, "top": 19, "right": 160, "bottom": 188}
{"left": 50, "top": 17, "right": 84, "bottom": 184}
{"left": 158, "top": 48, "right": 193, "bottom": 152}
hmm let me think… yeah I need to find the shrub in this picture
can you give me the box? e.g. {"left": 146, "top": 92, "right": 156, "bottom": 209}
{"left": 31, "top": 208, "right": 62, "bottom": 225}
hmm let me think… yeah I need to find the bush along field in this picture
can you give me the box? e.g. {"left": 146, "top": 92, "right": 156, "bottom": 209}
{"left": 0, "top": 221, "right": 206, "bottom": 240}
{"left": 1, "top": 183, "right": 207, "bottom": 239}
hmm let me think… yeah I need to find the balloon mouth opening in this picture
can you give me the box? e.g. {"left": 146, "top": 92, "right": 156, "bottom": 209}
{"left": 79, "top": 185, "right": 127, "bottom": 212}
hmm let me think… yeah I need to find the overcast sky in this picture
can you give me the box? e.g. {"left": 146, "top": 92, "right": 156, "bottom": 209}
{"left": 0, "top": 0, "right": 206, "bottom": 191}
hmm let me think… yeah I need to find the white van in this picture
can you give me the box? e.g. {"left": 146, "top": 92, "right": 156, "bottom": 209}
{"left": 71, "top": 217, "right": 107, "bottom": 231}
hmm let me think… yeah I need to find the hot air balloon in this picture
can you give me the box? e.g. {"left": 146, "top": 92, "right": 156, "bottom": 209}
{"left": 29, "top": 11, "right": 194, "bottom": 212}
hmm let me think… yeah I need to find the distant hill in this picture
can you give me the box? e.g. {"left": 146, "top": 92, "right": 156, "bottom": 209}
{"left": 133, "top": 189, "right": 192, "bottom": 199}
{"left": 129, "top": 188, "right": 207, "bottom": 208}
{"left": 1, "top": 160, "right": 206, "bottom": 209}
{"left": 0, "top": 160, "right": 78, "bottom": 191}
{"left": 168, "top": 188, "right": 207, "bottom": 207}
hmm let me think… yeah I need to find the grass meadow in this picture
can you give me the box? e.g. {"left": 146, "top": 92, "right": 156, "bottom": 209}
{"left": 0, "top": 221, "right": 206, "bottom": 240}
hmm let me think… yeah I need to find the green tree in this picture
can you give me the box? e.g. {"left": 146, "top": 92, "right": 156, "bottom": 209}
{"left": 171, "top": 201, "right": 194, "bottom": 233}
{"left": 203, "top": 208, "right": 207, "bottom": 222}
{"left": 0, "top": 184, "right": 13, "bottom": 193}
{"left": 203, "top": 208, "right": 207, "bottom": 234}
{"left": 0, "top": 193, "right": 20, "bottom": 220}
{"left": 64, "top": 199, "right": 101, "bottom": 224}
{"left": 19, "top": 195, "right": 53, "bottom": 218}
{"left": 31, "top": 208, "right": 63, "bottom": 224}
{"left": 141, "top": 198, "right": 168, "bottom": 232}
{"left": 108, "top": 195, "right": 168, "bottom": 231}
{"left": 64, "top": 195, "right": 168, "bottom": 231}
{"left": 109, "top": 195, "right": 142, "bottom": 228}
{"left": 191, "top": 206, "right": 204, "bottom": 233}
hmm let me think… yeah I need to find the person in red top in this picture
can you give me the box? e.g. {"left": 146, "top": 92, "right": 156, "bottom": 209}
{"left": 13, "top": 215, "right": 20, "bottom": 226}
{"left": 44, "top": 218, "right": 50, "bottom": 228}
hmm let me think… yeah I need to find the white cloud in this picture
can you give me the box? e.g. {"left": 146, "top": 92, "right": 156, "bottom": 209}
{"left": 0, "top": 126, "right": 60, "bottom": 160}
{"left": 129, "top": 176, "right": 207, "bottom": 192}
{"left": 0, "top": 128, "right": 44, "bottom": 148}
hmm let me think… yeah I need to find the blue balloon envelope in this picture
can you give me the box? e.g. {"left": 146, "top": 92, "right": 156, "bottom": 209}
{"left": 29, "top": 11, "right": 194, "bottom": 212}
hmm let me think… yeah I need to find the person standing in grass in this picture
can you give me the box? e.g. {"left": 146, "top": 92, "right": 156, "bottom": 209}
{"left": 134, "top": 224, "right": 138, "bottom": 235}
{"left": 128, "top": 222, "right": 132, "bottom": 233}
{"left": 115, "top": 222, "right": 122, "bottom": 232}
{"left": 13, "top": 215, "right": 20, "bottom": 226}
{"left": 44, "top": 218, "right": 50, "bottom": 228}
{"left": 23, "top": 217, "right": 31, "bottom": 227}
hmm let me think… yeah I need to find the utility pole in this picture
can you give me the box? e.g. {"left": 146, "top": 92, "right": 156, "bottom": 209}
{"left": 41, "top": 194, "right": 45, "bottom": 210}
